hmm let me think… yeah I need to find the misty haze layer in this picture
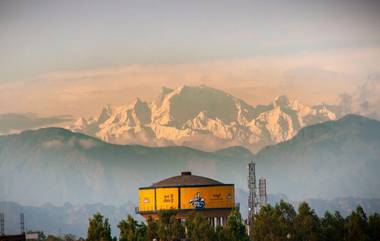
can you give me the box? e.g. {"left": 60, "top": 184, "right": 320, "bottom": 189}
{"left": 1, "top": 114, "right": 379, "bottom": 206}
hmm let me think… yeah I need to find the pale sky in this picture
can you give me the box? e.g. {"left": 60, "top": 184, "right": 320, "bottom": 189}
{"left": 0, "top": 0, "right": 379, "bottom": 117}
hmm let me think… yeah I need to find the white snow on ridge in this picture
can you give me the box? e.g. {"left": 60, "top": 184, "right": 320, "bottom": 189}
{"left": 69, "top": 85, "right": 340, "bottom": 152}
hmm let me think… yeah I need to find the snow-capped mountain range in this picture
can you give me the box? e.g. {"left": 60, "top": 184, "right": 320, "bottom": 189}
{"left": 70, "top": 85, "right": 341, "bottom": 152}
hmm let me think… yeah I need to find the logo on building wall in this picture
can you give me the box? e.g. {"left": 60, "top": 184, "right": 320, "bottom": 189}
{"left": 211, "top": 193, "right": 222, "bottom": 201}
{"left": 143, "top": 197, "right": 150, "bottom": 203}
{"left": 226, "top": 193, "right": 233, "bottom": 200}
{"left": 189, "top": 192, "right": 205, "bottom": 209}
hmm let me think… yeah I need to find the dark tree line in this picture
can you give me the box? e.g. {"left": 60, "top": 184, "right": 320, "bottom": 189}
{"left": 252, "top": 201, "right": 380, "bottom": 241}
{"left": 84, "top": 201, "right": 380, "bottom": 241}
{"left": 35, "top": 233, "right": 83, "bottom": 241}
{"left": 86, "top": 209, "right": 248, "bottom": 241}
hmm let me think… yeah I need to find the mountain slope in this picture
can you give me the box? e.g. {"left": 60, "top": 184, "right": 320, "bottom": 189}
{"left": 0, "top": 128, "right": 252, "bottom": 205}
{"left": 70, "top": 85, "right": 340, "bottom": 152}
{"left": 254, "top": 114, "right": 380, "bottom": 200}
{"left": 1, "top": 115, "right": 379, "bottom": 207}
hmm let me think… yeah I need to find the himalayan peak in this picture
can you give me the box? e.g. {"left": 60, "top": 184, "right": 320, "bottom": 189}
{"left": 70, "top": 85, "right": 341, "bottom": 152}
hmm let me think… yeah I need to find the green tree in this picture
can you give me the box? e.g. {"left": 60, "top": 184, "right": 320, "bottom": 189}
{"left": 252, "top": 200, "right": 295, "bottom": 241}
{"left": 215, "top": 226, "right": 229, "bottom": 241}
{"left": 252, "top": 205, "right": 278, "bottom": 241}
{"left": 345, "top": 206, "right": 369, "bottom": 241}
{"left": 185, "top": 212, "right": 215, "bottom": 241}
{"left": 168, "top": 215, "right": 184, "bottom": 241}
{"left": 368, "top": 213, "right": 380, "bottom": 241}
{"left": 118, "top": 215, "right": 146, "bottom": 241}
{"left": 157, "top": 210, "right": 184, "bottom": 241}
{"left": 145, "top": 216, "right": 158, "bottom": 241}
{"left": 157, "top": 211, "right": 173, "bottom": 241}
{"left": 320, "top": 211, "right": 345, "bottom": 241}
{"left": 274, "top": 200, "right": 296, "bottom": 240}
{"left": 294, "top": 202, "right": 321, "bottom": 241}
{"left": 136, "top": 222, "right": 147, "bottom": 241}
{"left": 86, "top": 212, "right": 112, "bottom": 241}
{"left": 226, "top": 208, "right": 248, "bottom": 241}
{"left": 118, "top": 215, "right": 138, "bottom": 241}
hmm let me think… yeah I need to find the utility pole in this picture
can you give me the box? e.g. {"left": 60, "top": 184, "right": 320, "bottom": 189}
{"left": 0, "top": 213, "right": 4, "bottom": 235}
{"left": 20, "top": 213, "right": 25, "bottom": 234}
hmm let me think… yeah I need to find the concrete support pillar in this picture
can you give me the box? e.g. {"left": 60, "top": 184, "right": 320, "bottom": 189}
{"left": 221, "top": 216, "right": 226, "bottom": 226}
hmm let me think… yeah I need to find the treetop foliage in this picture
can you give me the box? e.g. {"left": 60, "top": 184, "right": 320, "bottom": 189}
{"left": 252, "top": 201, "right": 380, "bottom": 241}
{"left": 81, "top": 201, "right": 379, "bottom": 241}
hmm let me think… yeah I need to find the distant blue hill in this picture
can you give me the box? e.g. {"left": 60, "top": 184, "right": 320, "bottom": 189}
{"left": 0, "top": 127, "right": 252, "bottom": 205}
{"left": 0, "top": 114, "right": 379, "bottom": 212}
{"left": 255, "top": 114, "right": 380, "bottom": 200}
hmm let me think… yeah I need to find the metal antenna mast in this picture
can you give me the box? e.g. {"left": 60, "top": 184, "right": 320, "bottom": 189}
{"left": 248, "top": 161, "right": 258, "bottom": 222}
{"left": 259, "top": 178, "right": 267, "bottom": 208}
{"left": 20, "top": 213, "right": 25, "bottom": 234}
{"left": 0, "top": 213, "right": 4, "bottom": 235}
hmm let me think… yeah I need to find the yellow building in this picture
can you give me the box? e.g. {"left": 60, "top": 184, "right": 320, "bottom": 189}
{"left": 138, "top": 172, "right": 235, "bottom": 227}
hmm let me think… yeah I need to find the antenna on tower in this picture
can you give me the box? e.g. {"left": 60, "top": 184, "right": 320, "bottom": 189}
{"left": 20, "top": 213, "right": 25, "bottom": 234}
{"left": 0, "top": 213, "right": 4, "bottom": 235}
{"left": 248, "top": 161, "right": 258, "bottom": 222}
{"left": 259, "top": 178, "right": 267, "bottom": 208}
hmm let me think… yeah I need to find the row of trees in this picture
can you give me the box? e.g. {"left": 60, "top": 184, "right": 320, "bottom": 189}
{"left": 85, "top": 201, "right": 380, "bottom": 241}
{"left": 252, "top": 201, "right": 380, "bottom": 241}
{"left": 86, "top": 209, "right": 248, "bottom": 241}
{"left": 29, "top": 233, "right": 82, "bottom": 241}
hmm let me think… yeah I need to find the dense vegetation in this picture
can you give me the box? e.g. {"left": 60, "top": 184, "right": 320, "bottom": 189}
{"left": 83, "top": 209, "right": 248, "bottom": 241}
{"left": 41, "top": 200, "right": 380, "bottom": 241}
{"left": 252, "top": 201, "right": 380, "bottom": 241}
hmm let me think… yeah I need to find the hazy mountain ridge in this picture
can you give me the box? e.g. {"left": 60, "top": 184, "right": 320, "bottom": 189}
{"left": 0, "top": 201, "right": 136, "bottom": 237}
{"left": 70, "top": 85, "right": 340, "bottom": 152}
{"left": 254, "top": 114, "right": 380, "bottom": 200}
{"left": 0, "top": 113, "right": 73, "bottom": 135}
{"left": 0, "top": 127, "right": 252, "bottom": 205}
{"left": 1, "top": 115, "right": 379, "bottom": 221}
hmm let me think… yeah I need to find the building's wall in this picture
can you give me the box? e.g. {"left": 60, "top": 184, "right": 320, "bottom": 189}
{"left": 138, "top": 188, "right": 155, "bottom": 212}
{"left": 180, "top": 186, "right": 234, "bottom": 209}
{"left": 156, "top": 187, "right": 179, "bottom": 210}
{"left": 138, "top": 184, "right": 234, "bottom": 213}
